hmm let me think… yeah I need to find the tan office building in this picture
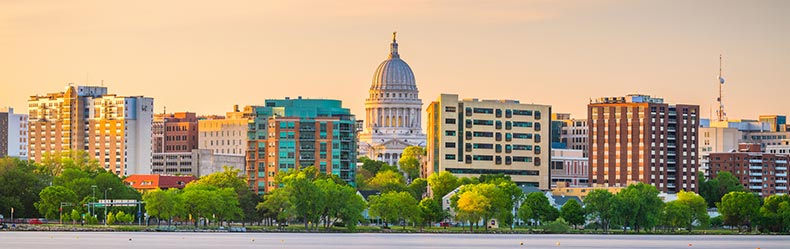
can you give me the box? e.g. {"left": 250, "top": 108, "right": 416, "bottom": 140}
{"left": 426, "top": 93, "right": 551, "bottom": 189}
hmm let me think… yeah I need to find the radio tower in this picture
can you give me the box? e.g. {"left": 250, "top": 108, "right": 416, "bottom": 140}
{"left": 716, "top": 55, "right": 727, "bottom": 121}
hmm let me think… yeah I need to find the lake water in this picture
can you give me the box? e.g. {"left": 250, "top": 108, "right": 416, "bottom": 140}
{"left": 1, "top": 232, "right": 788, "bottom": 249}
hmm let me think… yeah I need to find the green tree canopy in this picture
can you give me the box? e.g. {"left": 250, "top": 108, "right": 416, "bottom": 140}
{"left": 365, "top": 170, "right": 406, "bottom": 193}
{"left": 0, "top": 157, "right": 47, "bottom": 218}
{"left": 699, "top": 171, "right": 747, "bottom": 207}
{"left": 717, "top": 191, "right": 760, "bottom": 232}
{"left": 560, "top": 199, "right": 585, "bottom": 229}
{"left": 427, "top": 171, "right": 460, "bottom": 201}
{"left": 676, "top": 190, "right": 709, "bottom": 231}
{"left": 398, "top": 146, "right": 426, "bottom": 179}
{"left": 615, "top": 183, "right": 663, "bottom": 232}
{"left": 368, "top": 191, "right": 418, "bottom": 229}
{"left": 583, "top": 189, "right": 616, "bottom": 232}
{"left": 35, "top": 185, "right": 78, "bottom": 220}
{"left": 759, "top": 194, "right": 790, "bottom": 232}
{"left": 142, "top": 188, "right": 183, "bottom": 225}
{"left": 407, "top": 178, "right": 428, "bottom": 200}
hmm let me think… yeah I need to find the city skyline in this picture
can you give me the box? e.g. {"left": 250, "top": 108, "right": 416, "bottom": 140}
{"left": 2, "top": 1, "right": 789, "bottom": 121}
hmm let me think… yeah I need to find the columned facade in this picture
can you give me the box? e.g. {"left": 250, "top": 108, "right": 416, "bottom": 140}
{"left": 358, "top": 32, "right": 426, "bottom": 166}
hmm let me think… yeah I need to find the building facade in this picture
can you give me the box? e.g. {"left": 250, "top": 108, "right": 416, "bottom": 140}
{"left": 426, "top": 93, "right": 551, "bottom": 189}
{"left": 708, "top": 144, "right": 789, "bottom": 196}
{"left": 358, "top": 33, "right": 426, "bottom": 166}
{"left": 759, "top": 115, "right": 787, "bottom": 132}
{"left": 550, "top": 149, "right": 589, "bottom": 187}
{"left": 123, "top": 174, "right": 196, "bottom": 194}
{"left": 28, "top": 85, "right": 153, "bottom": 175}
{"left": 151, "top": 149, "right": 245, "bottom": 177}
{"left": 152, "top": 112, "right": 198, "bottom": 153}
{"left": 0, "top": 107, "right": 28, "bottom": 159}
{"left": 246, "top": 99, "right": 357, "bottom": 193}
{"left": 698, "top": 127, "right": 741, "bottom": 177}
{"left": 198, "top": 105, "right": 249, "bottom": 156}
{"left": 561, "top": 118, "right": 588, "bottom": 157}
{"left": 588, "top": 94, "right": 699, "bottom": 193}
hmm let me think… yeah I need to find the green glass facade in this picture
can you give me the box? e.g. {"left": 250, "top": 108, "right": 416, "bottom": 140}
{"left": 245, "top": 98, "right": 356, "bottom": 193}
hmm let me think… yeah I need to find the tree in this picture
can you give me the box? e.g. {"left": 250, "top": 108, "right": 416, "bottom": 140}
{"left": 407, "top": 178, "right": 428, "bottom": 200}
{"left": 418, "top": 198, "right": 445, "bottom": 229}
{"left": 70, "top": 209, "right": 81, "bottom": 225}
{"left": 398, "top": 146, "right": 425, "bottom": 179}
{"left": 759, "top": 194, "right": 790, "bottom": 232}
{"left": 315, "top": 179, "right": 364, "bottom": 230}
{"left": 584, "top": 189, "right": 615, "bottom": 232}
{"left": 0, "top": 157, "right": 47, "bottom": 219}
{"left": 718, "top": 191, "right": 760, "bottom": 232}
{"left": 38, "top": 150, "right": 100, "bottom": 177}
{"left": 143, "top": 188, "right": 182, "bottom": 226}
{"left": 517, "top": 201, "right": 532, "bottom": 227}
{"left": 662, "top": 201, "right": 691, "bottom": 232}
{"left": 191, "top": 166, "right": 247, "bottom": 192}
{"left": 615, "top": 183, "right": 663, "bottom": 232}
{"left": 560, "top": 200, "right": 585, "bottom": 229}
{"left": 522, "top": 192, "right": 556, "bottom": 224}
{"left": 107, "top": 211, "right": 116, "bottom": 225}
{"left": 278, "top": 167, "right": 326, "bottom": 232}
{"left": 454, "top": 190, "right": 490, "bottom": 232}
{"left": 676, "top": 190, "right": 709, "bottom": 232}
{"left": 257, "top": 188, "right": 292, "bottom": 225}
{"left": 35, "top": 185, "right": 78, "bottom": 220}
{"left": 365, "top": 170, "right": 406, "bottom": 193}
{"left": 427, "top": 171, "right": 460, "bottom": 201}
{"left": 368, "top": 191, "right": 418, "bottom": 230}
{"left": 699, "top": 171, "right": 747, "bottom": 207}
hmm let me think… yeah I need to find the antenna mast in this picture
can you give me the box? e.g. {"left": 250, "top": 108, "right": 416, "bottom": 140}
{"left": 716, "top": 55, "right": 726, "bottom": 121}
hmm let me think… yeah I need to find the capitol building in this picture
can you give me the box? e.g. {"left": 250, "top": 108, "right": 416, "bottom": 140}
{"left": 358, "top": 33, "right": 426, "bottom": 166}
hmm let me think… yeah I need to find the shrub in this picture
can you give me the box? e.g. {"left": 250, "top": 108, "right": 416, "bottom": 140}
{"left": 544, "top": 218, "right": 571, "bottom": 233}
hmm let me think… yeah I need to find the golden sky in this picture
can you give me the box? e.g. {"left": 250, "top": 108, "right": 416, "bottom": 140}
{"left": 2, "top": 0, "right": 789, "bottom": 121}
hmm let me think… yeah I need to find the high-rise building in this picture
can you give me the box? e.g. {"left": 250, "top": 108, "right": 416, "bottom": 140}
{"left": 198, "top": 105, "right": 249, "bottom": 156}
{"left": 152, "top": 112, "right": 198, "bottom": 153}
{"left": 246, "top": 98, "right": 357, "bottom": 193}
{"left": 28, "top": 85, "right": 153, "bottom": 175}
{"left": 552, "top": 114, "right": 589, "bottom": 157}
{"left": 358, "top": 32, "right": 426, "bottom": 166}
{"left": 425, "top": 93, "right": 551, "bottom": 189}
{"left": 588, "top": 94, "right": 699, "bottom": 193}
{"left": 708, "top": 143, "right": 789, "bottom": 196}
{"left": 698, "top": 127, "right": 741, "bottom": 177}
{"left": 0, "top": 107, "right": 28, "bottom": 159}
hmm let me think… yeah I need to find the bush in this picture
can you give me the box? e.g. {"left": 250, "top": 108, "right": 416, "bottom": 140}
{"left": 543, "top": 218, "right": 571, "bottom": 233}
{"left": 710, "top": 216, "right": 723, "bottom": 228}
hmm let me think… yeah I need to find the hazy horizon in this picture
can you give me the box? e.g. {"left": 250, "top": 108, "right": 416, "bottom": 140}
{"left": 2, "top": 0, "right": 789, "bottom": 121}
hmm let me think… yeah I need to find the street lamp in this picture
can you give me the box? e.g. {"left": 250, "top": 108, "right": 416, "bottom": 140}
{"left": 104, "top": 188, "right": 112, "bottom": 225}
{"left": 91, "top": 185, "right": 97, "bottom": 217}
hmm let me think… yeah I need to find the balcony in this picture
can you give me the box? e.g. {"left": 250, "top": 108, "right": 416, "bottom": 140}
{"left": 749, "top": 159, "right": 763, "bottom": 163}
{"left": 667, "top": 167, "right": 677, "bottom": 172}
{"left": 749, "top": 185, "right": 763, "bottom": 190}
{"left": 777, "top": 179, "right": 787, "bottom": 184}
{"left": 749, "top": 172, "right": 762, "bottom": 177}
{"left": 300, "top": 146, "right": 315, "bottom": 151}
{"left": 777, "top": 186, "right": 788, "bottom": 191}
{"left": 777, "top": 173, "right": 788, "bottom": 177}
{"left": 749, "top": 165, "right": 762, "bottom": 170}
{"left": 667, "top": 176, "right": 677, "bottom": 180}
{"left": 667, "top": 183, "right": 677, "bottom": 189}
{"left": 667, "top": 151, "right": 677, "bottom": 156}
{"left": 777, "top": 161, "right": 788, "bottom": 165}
{"left": 668, "top": 119, "right": 677, "bottom": 124}
{"left": 777, "top": 166, "right": 788, "bottom": 171}
{"left": 667, "top": 159, "right": 677, "bottom": 164}
{"left": 667, "top": 135, "right": 676, "bottom": 140}
{"left": 749, "top": 178, "right": 762, "bottom": 183}
{"left": 299, "top": 126, "right": 316, "bottom": 132}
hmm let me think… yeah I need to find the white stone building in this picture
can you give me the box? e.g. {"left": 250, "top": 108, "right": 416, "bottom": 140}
{"left": 358, "top": 33, "right": 426, "bottom": 166}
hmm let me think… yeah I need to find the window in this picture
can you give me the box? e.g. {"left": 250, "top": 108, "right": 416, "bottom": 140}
{"left": 505, "top": 109, "right": 512, "bottom": 118}
{"left": 513, "top": 121, "right": 533, "bottom": 128}
{"left": 513, "top": 110, "right": 533, "bottom": 116}
{"left": 505, "top": 145, "right": 512, "bottom": 153}
{"left": 535, "top": 145, "right": 541, "bottom": 154}
{"left": 445, "top": 130, "right": 456, "bottom": 136}
{"left": 505, "top": 156, "right": 512, "bottom": 165}
{"left": 505, "top": 121, "right": 512, "bottom": 130}
{"left": 445, "top": 106, "right": 456, "bottom": 112}
{"left": 473, "top": 108, "right": 494, "bottom": 114}
{"left": 495, "top": 121, "right": 502, "bottom": 130}
{"left": 465, "top": 119, "right": 472, "bottom": 128}
{"left": 535, "top": 111, "right": 542, "bottom": 120}
{"left": 445, "top": 142, "right": 456, "bottom": 148}
{"left": 445, "top": 154, "right": 456, "bottom": 160}
{"left": 495, "top": 144, "right": 502, "bottom": 153}
{"left": 466, "top": 131, "right": 472, "bottom": 140}
{"left": 534, "top": 134, "right": 541, "bottom": 143}
{"left": 513, "top": 145, "right": 533, "bottom": 151}
{"left": 473, "top": 143, "right": 493, "bottom": 149}
{"left": 465, "top": 107, "right": 472, "bottom": 116}
{"left": 473, "top": 155, "right": 494, "bottom": 161}
{"left": 495, "top": 132, "right": 502, "bottom": 141}
{"left": 465, "top": 155, "right": 472, "bottom": 164}
{"left": 473, "top": 131, "right": 494, "bottom": 137}
{"left": 534, "top": 122, "right": 541, "bottom": 131}
{"left": 535, "top": 157, "right": 541, "bottom": 166}
{"left": 513, "top": 133, "right": 532, "bottom": 139}
{"left": 506, "top": 133, "right": 513, "bottom": 142}
{"left": 513, "top": 156, "right": 532, "bottom": 162}
{"left": 473, "top": 119, "right": 493, "bottom": 126}
{"left": 495, "top": 109, "right": 502, "bottom": 118}
{"left": 445, "top": 118, "right": 456, "bottom": 124}
{"left": 465, "top": 143, "right": 472, "bottom": 152}
{"left": 496, "top": 156, "right": 502, "bottom": 165}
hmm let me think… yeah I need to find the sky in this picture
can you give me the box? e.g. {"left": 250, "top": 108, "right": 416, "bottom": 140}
{"left": 2, "top": 0, "right": 789, "bottom": 122}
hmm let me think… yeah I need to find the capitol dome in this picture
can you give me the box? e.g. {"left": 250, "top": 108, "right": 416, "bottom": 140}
{"left": 370, "top": 32, "right": 417, "bottom": 91}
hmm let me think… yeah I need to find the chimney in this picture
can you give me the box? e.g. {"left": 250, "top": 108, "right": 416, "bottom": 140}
{"left": 233, "top": 104, "right": 239, "bottom": 112}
